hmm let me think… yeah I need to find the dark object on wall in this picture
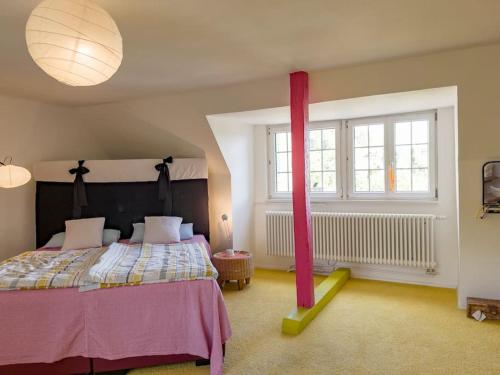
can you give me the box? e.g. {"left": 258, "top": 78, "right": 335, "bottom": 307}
{"left": 467, "top": 297, "right": 500, "bottom": 321}
{"left": 36, "top": 179, "right": 209, "bottom": 248}
{"left": 155, "top": 156, "right": 173, "bottom": 215}
{"left": 69, "top": 160, "right": 90, "bottom": 218}
{"left": 482, "top": 161, "right": 500, "bottom": 211}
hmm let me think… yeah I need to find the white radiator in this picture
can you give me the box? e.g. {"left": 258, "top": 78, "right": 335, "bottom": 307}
{"left": 266, "top": 212, "right": 436, "bottom": 269}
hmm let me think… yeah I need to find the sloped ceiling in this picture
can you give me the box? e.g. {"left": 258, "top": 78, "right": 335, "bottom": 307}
{"left": 75, "top": 106, "right": 204, "bottom": 160}
{"left": 1, "top": 0, "right": 500, "bottom": 105}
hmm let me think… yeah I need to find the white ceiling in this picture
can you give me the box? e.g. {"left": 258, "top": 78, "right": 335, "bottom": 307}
{"left": 1, "top": 0, "right": 499, "bottom": 106}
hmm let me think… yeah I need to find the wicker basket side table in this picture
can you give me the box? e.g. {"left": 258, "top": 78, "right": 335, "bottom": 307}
{"left": 212, "top": 251, "right": 254, "bottom": 290}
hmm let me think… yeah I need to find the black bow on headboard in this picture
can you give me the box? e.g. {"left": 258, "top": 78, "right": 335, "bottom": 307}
{"left": 155, "top": 156, "right": 173, "bottom": 214}
{"left": 69, "top": 160, "right": 89, "bottom": 218}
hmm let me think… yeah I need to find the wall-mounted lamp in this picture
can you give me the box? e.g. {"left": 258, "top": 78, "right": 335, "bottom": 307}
{"left": 0, "top": 157, "right": 31, "bottom": 189}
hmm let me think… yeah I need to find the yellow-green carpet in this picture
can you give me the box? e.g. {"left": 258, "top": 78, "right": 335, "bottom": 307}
{"left": 130, "top": 269, "right": 500, "bottom": 375}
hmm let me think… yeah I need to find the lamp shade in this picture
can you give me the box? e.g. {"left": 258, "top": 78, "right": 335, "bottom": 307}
{"left": 25, "top": 0, "right": 123, "bottom": 86}
{"left": 0, "top": 165, "right": 32, "bottom": 189}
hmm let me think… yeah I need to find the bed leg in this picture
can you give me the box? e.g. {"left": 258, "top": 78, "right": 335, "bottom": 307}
{"left": 195, "top": 343, "right": 226, "bottom": 367}
{"left": 195, "top": 358, "right": 210, "bottom": 366}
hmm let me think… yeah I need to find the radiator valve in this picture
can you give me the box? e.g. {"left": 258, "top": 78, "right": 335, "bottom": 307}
{"left": 425, "top": 268, "right": 437, "bottom": 275}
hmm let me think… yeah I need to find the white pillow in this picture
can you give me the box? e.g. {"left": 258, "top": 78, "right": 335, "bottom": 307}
{"left": 129, "top": 223, "right": 145, "bottom": 244}
{"left": 102, "top": 229, "right": 121, "bottom": 246}
{"left": 129, "top": 222, "right": 193, "bottom": 243}
{"left": 62, "top": 217, "right": 105, "bottom": 251}
{"left": 44, "top": 229, "right": 121, "bottom": 248}
{"left": 143, "top": 216, "right": 182, "bottom": 244}
{"left": 43, "top": 232, "right": 66, "bottom": 248}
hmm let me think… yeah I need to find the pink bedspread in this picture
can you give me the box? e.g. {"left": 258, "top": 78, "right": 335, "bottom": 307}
{"left": 0, "top": 279, "right": 230, "bottom": 375}
{"left": 2, "top": 236, "right": 230, "bottom": 375}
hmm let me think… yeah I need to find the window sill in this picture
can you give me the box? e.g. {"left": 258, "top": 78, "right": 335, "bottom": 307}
{"left": 260, "top": 198, "right": 440, "bottom": 205}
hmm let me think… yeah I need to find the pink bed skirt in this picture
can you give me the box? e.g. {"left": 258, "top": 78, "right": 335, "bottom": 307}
{"left": 0, "top": 279, "right": 231, "bottom": 375}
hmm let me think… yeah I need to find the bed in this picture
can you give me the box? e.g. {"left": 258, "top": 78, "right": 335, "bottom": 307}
{"left": 0, "top": 158, "right": 231, "bottom": 375}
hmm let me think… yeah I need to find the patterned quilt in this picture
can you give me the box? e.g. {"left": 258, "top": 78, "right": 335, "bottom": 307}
{"left": 85, "top": 242, "right": 218, "bottom": 289}
{"left": 0, "top": 248, "right": 105, "bottom": 290}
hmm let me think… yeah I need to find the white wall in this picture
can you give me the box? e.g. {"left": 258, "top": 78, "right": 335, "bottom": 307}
{"left": 75, "top": 107, "right": 205, "bottom": 160}
{"left": 252, "top": 106, "right": 458, "bottom": 288}
{"left": 208, "top": 117, "right": 254, "bottom": 253}
{"left": 0, "top": 95, "right": 109, "bottom": 260}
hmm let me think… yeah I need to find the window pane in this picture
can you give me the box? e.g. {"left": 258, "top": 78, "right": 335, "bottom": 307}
{"left": 323, "top": 172, "right": 336, "bottom": 192}
{"left": 352, "top": 123, "right": 385, "bottom": 194}
{"left": 395, "top": 122, "right": 411, "bottom": 145}
{"left": 355, "top": 147, "right": 369, "bottom": 170}
{"left": 393, "top": 117, "right": 431, "bottom": 194}
{"left": 369, "top": 147, "right": 384, "bottom": 170}
{"left": 309, "top": 130, "right": 322, "bottom": 150}
{"left": 322, "top": 128, "right": 335, "bottom": 149}
{"left": 396, "top": 169, "right": 411, "bottom": 192}
{"left": 323, "top": 150, "right": 335, "bottom": 171}
{"left": 276, "top": 153, "right": 288, "bottom": 172}
{"left": 354, "top": 126, "right": 369, "bottom": 147}
{"left": 355, "top": 170, "right": 369, "bottom": 192}
{"left": 412, "top": 168, "right": 429, "bottom": 191}
{"left": 412, "top": 120, "right": 428, "bottom": 144}
{"left": 395, "top": 145, "right": 411, "bottom": 168}
{"left": 310, "top": 151, "right": 322, "bottom": 172}
{"left": 272, "top": 126, "right": 340, "bottom": 196}
{"left": 369, "top": 124, "right": 384, "bottom": 146}
{"left": 412, "top": 144, "right": 428, "bottom": 168}
{"left": 310, "top": 172, "right": 322, "bottom": 191}
{"left": 276, "top": 132, "right": 288, "bottom": 152}
{"left": 277, "top": 173, "right": 289, "bottom": 192}
{"left": 370, "top": 170, "right": 385, "bottom": 192}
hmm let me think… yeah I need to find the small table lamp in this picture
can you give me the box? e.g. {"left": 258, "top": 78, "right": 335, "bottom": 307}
{"left": 221, "top": 214, "right": 234, "bottom": 256}
{"left": 0, "top": 156, "right": 32, "bottom": 189}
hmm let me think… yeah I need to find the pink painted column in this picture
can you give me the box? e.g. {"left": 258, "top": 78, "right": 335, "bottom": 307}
{"left": 290, "top": 71, "right": 315, "bottom": 308}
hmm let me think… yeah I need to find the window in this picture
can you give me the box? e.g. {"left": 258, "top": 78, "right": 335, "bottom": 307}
{"left": 351, "top": 122, "right": 385, "bottom": 193}
{"left": 274, "top": 131, "right": 292, "bottom": 192}
{"left": 393, "top": 119, "right": 431, "bottom": 193}
{"left": 267, "top": 110, "right": 436, "bottom": 200}
{"left": 268, "top": 121, "right": 340, "bottom": 198}
{"left": 309, "top": 127, "right": 337, "bottom": 192}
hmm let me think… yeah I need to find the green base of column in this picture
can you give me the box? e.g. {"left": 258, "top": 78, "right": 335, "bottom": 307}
{"left": 282, "top": 268, "right": 350, "bottom": 335}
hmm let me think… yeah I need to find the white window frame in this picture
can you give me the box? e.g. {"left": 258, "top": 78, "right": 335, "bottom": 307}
{"left": 390, "top": 111, "right": 437, "bottom": 199}
{"left": 266, "top": 110, "right": 437, "bottom": 201}
{"left": 267, "top": 120, "right": 342, "bottom": 200}
{"left": 346, "top": 117, "right": 388, "bottom": 199}
{"left": 346, "top": 110, "right": 437, "bottom": 200}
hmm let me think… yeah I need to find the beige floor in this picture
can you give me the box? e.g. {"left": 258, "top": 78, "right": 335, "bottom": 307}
{"left": 131, "top": 269, "right": 500, "bottom": 375}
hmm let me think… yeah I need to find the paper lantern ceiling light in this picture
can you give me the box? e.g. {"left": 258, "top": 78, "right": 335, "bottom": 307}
{"left": 25, "top": 0, "right": 123, "bottom": 86}
{"left": 0, "top": 157, "right": 32, "bottom": 189}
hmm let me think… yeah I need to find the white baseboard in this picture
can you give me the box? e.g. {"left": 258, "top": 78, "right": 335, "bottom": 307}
{"left": 344, "top": 265, "right": 456, "bottom": 288}
{"left": 255, "top": 261, "right": 457, "bottom": 289}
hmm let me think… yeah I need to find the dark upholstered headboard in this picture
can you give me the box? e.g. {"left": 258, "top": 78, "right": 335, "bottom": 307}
{"left": 35, "top": 179, "right": 209, "bottom": 248}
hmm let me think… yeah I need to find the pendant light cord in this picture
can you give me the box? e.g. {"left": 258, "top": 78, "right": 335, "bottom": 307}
{"left": 0, "top": 156, "right": 13, "bottom": 166}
